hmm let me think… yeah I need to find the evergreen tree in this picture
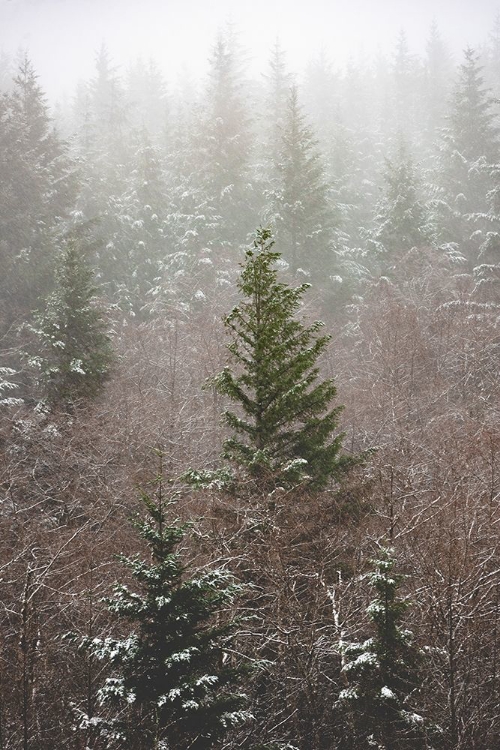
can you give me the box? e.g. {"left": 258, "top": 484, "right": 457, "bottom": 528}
{"left": 368, "top": 142, "right": 434, "bottom": 271}
{"left": 422, "top": 22, "right": 453, "bottom": 147}
{"left": 111, "top": 127, "right": 169, "bottom": 313}
{"left": 484, "top": 13, "right": 500, "bottom": 100}
{"left": 83, "top": 489, "right": 250, "bottom": 749}
{"left": 437, "top": 47, "right": 499, "bottom": 260}
{"left": 125, "top": 56, "right": 168, "bottom": 138}
{"left": 391, "top": 31, "right": 422, "bottom": 142}
{"left": 0, "top": 51, "right": 13, "bottom": 93}
{"left": 471, "top": 162, "right": 500, "bottom": 305}
{"left": 213, "top": 228, "right": 356, "bottom": 490}
{"left": 0, "top": 367, "right": 22, "bottom": 407}
{"left": 268, "top": 85, "right": 337, "bottom": 281}
{"left": 337, "top": 548, "right": 435, "bottom": 750}
{"left": 262, "top": 39, "right": 293, "bottom": 174}
{"left": 30, "top": 237, "right": 113, "bottom": 405}
{"left": 196, "top": 27, "right": 254, "bottom": 249}
{"left": 73, "top": 46, "right": 133, "bottom": 296}
{"left": 0, "top": 56, "right": 76, "bottom": 336}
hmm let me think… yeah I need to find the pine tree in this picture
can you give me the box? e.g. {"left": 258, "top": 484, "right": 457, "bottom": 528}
{"left": 268, "top": 86, "right": 337, "bottom": 281}
{"left": 213, "top": 228, "right": 356, "bottom": 490}
{"left": 83, "top": 488, "right": 250, "bottom": 750}
{"left": 337, "top": 548, "right": 435, "bottom": 750}
{"left": 30, "top": 236, "right": 113, "bottom": 405}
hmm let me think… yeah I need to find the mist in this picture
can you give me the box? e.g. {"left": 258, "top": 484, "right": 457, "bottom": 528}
{"left": 1, "top": 0, "right": 499, "bottom": 98}
{"left": 4, "top": 1, "right": 500, "bottom": 748}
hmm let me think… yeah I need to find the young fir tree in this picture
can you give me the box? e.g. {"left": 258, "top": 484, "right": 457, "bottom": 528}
{"left": 83, "top": 490, "right": 250, "bottom": 750}
{"left": 213, "top": 227, "right": 356, "bottom": 490}
{"left": 337, "top": 548, "right": 435, "bottom": 750}
{"left": 31, "top": 238, "right": 113, "bottom": 405}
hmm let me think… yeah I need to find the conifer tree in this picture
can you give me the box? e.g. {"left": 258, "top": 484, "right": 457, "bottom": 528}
{"left": 196, "top": 27, "right": 254, "bottom": 248}
{"left": 112, "top": 127, "right": 169, "bottom": 312}
{"left": 369, "top": 142, "right": 434, "bottom": 271}
{"left": 391, "top": 31, "right": 421, "bottom": 141}
{"left": 84, "top": 489, "right": 250, "bottom": 750}
{"left": 269, "top": 86, "right": 337, "bottom": 281}
{"left": 0, "top": 367, "right": 22, "bottom": 407}
{"left": 437, "top": 47, "right": 499, "bottom": 260}
{"left": 337, "top": 548, "right": 435, "bottom": 750}
{"left": 30, "top": 237, "right": 113, "bottom": 405}
{"left": 423, "top": 22, "right": 453, "bottom": 145}
{"left": 262, "top": 39, "right": 293, "bottom": 174}
{"left": 125, "top": 56, "right": 168, "bottom": 137}
{"left": 213, "top": 228, "right": 356, "bottom": 490}
{"left": 0, "top": 56, "right": 76, "bottom": 335}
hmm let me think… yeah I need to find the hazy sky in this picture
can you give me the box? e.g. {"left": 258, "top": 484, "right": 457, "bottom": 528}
{"left": 1, "top": 0, "right": 499, "bottom": 98}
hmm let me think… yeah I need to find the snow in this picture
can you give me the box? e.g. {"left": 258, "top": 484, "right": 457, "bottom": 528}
{"left": 380, "top": 686, "right": 396, "bottom": 700}
{"left": 70, "top": 359, "right": 86, "bottom": 374}
{"left": 339, "top": 687, "right": 358, "bottom": 700}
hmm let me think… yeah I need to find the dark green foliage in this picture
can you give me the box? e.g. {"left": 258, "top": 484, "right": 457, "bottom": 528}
{"left": 84, "top": 489, "right": 250, "bottom": 749}
{"left": 337, "top": 548, "right": 436, "bottom": 750}
{"left": 30, "top": 237, "right": 113, "bottom": 405}
{"left": 214, "top": 227, "right": 356, "bottom": 490}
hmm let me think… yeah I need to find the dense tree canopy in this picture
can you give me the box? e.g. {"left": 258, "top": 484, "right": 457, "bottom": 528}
{"left": 1, "top": 17, "right": 500, "bottom": 750}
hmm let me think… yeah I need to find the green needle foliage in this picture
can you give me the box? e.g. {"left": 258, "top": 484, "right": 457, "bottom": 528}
{"left": 83, "top": 488, "right": 250, "bottom": 750}
{"left": 213, "top": 227, "right": 357, "bottom": 490}
{"left": 337, "top": 548, "right": 437, "bottom": 750}
{"left": 30, "top": 237, "right": 113, "bottom": 406}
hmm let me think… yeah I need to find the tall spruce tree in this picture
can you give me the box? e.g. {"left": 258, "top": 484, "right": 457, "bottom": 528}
{"left": 196, "top": 27, "right": 254, "bottom": 249}
{"left": 213, "top": 228, "right": 356, "bottom": 490}
{"left": 423, "top": 22, "right": 453, "bottom": 148}
{"left": 337, "top": 548, "right": 435, "bottom": 750}
{"left": 368, "top": 142, "right": 434, "bottom": 272}
{"left": 437, "top": 47, "right": 499, "bottom": 260}
{"left": 0, "top": 56, "right": 76, "bottom": 337}
{"left": 391, "top": 31, "right": 421, "bottom": 142}
{"left": 83, "top": 489, "right": 250, "bottom": 750}
{"left": 30, "top": 237, "right": 113, "bottom": 406}
{"left": 268, "top": 86, "right": 337, "bottom": 281}
{"left": 262, "top": 39, "right": 293, "bottom": 174}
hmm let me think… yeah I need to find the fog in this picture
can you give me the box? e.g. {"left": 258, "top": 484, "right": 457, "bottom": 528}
{"left": 1, "top": 0, "right": 499, "bottom": 99}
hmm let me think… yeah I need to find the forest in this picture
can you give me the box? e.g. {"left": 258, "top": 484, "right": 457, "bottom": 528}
{"left": 1, "top": 9, "right": 500, "bottom": 750}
